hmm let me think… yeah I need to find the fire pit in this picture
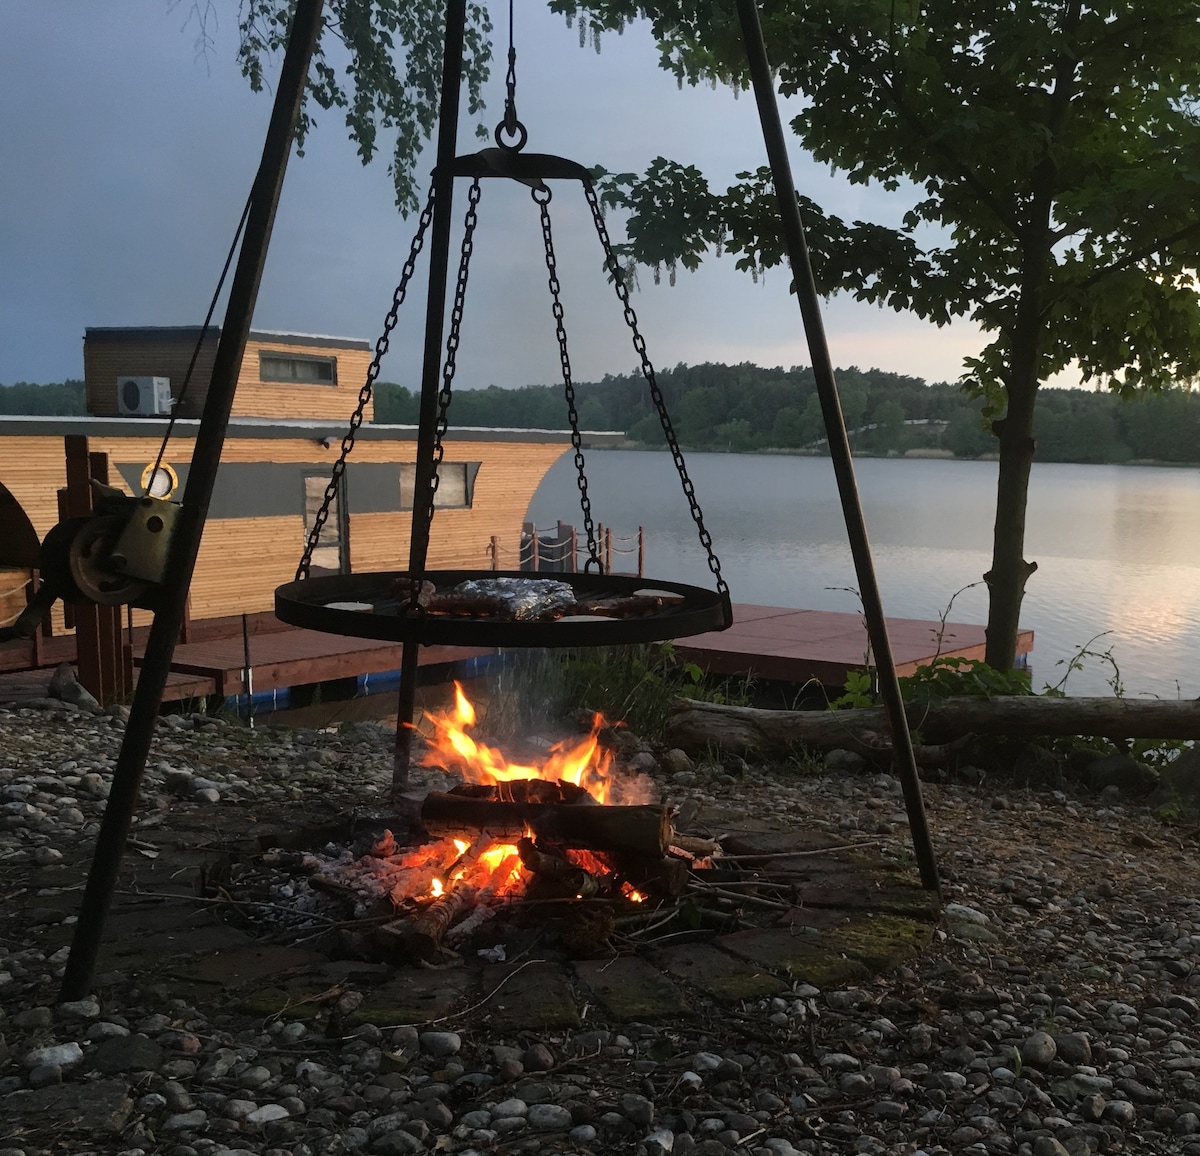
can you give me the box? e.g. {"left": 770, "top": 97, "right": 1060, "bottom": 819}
{"left": 285, "top": 684, "right": 726, "bottom": 964}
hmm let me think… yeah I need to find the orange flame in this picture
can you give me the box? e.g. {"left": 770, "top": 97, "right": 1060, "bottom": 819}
{"left": 397, "top": 683, "right": 659, "bottom": 906}
{"left": 419, "top": 682, "right": 647, "bottom": 804}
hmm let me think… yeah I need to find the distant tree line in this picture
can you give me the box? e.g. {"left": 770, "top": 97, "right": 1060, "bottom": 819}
{"left": 6, "top": 370, "right": 1199, "bottom": 465}
{"left": 375, "top": 363, "right": 1200, "bottom": 465}
{"left": 0, "top": 380, "right": 86, "bottom": 415}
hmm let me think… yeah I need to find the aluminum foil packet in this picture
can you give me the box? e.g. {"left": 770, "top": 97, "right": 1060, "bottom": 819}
{"left": 452, "top": 577, "right": 577, "bottom": 620}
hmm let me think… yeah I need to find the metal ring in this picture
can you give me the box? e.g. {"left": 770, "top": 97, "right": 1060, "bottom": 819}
{"left": 494, "top": 119, "right": 528, "bottom": 152}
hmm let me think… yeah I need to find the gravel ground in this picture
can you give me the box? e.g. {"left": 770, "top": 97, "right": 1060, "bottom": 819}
{"left": 2, "top": 697, "right": 1200, "bottom": 1156}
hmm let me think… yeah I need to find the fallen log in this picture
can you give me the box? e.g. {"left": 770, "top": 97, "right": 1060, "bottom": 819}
{"left": 665, "top": 696, "right": 1200, "bottom": 758}
{"left": 420, "top": 792, "right": 672, "bottom": 859}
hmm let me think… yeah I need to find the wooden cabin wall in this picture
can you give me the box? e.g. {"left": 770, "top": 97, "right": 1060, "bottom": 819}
{"left": 0, "top": 432, "right": 569, "bottom": 626}
{"left": 349, "top": 442, "right": 569, "bottom": 572}
{"left": 230, "top": 338, "right": 374, "bottom": 423}
{"left": 85, "top": 336, "right": 374, "bottom": 423}
{"left": 85, "top": 340, "right": 218, "bottom": 419}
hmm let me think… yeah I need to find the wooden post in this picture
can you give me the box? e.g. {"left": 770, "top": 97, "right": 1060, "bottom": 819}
{"left": 605, "top": 525, "right": 613, "bottom": 573}
{"left": 489, "top": 535, "right": 500, "bottom": 571}
{"left": 241, "top": 612, "right": 255, "bottom": 729}
{"left": 570, "top": 526, "right": 578, "bottom": 573}
{"left": 638, "top": 526, "right": 645, "bottom": 577}
{"left": 90, "top": 449, "right": 128, "bottom": 704}
{"left": 63, "top": 437, "right": 127, "bottom": 705}
{"left": 55, "top": 488, "right": 75, "bottom": 632}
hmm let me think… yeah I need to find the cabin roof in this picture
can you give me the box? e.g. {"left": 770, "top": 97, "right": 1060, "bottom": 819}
{"left": 0, "top": 413, "right": 625, "bottom": 445}
{"left": 84, "top": 326, "right": 373, "bottom": 352}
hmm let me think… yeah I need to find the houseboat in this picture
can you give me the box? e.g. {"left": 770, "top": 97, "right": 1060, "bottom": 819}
{"left": 0, "top": 326, "right": 604, "bottom": 705}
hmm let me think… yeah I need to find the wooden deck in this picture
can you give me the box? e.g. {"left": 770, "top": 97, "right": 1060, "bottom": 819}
{"left": 147, "top": 630, "right": 494, "bottom": 699}
{"left": 0, "top": 616, "right": 494, "bottom": 707}
{"left": 675, "top": 604, "right": 1033, "bottom": 688}
{"left": 1, "top": 604, "right": 1032, "bottom": 709}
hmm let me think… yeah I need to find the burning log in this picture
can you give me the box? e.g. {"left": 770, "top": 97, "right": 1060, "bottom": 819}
{"left": 518, "top": 837, "right": 601, "bottom": 899}
{"left": 622, "top": 854, "right": 691, "bottom": 898}
{"left": 420, "top": 792, "right": 672, "bottom": 859}
{"left": 669, "top": 833, "right": 722, "bottom": 858}
{"left": 448, "top": 780, "right": 594, "bottom": 805}
{"left": 376, "top": 884, "right": 478, "bottom": 963}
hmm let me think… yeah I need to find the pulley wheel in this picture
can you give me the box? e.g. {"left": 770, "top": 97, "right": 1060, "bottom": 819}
{"left": 68, "top": 515, "right": 149, "bottom": 606}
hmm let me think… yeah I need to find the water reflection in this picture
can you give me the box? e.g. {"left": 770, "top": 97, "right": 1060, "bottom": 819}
{"left": 528, "top": 451, "right": 1200, "bottom": 698}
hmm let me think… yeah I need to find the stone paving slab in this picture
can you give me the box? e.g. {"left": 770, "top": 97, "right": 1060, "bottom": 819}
{"left": 353, "top": 968, "right": 476, "bottom": 1027}
{"left": 816, "top": 913, "right": 934, "bottom": 970}
{"left": 654, "top": 941, "right": 787, "bottom": 1003}
{"left": 573, "top": 956, "right": 693, "bottom": 1021}
{"left": 798, "top": 875, "right": 936, "bottom": 917}
{"left": 5, "top": 1078, "right": 134, "bottom": 1136}
{"left": 717, "top": 927, "right": 873, "bottom": 987}
{"left": 175, "top": 943, "right": 325, "bottom": 988}
{"left": 777, "top": 906, "right": 854, "bottom": 931}
{"left": 482, "top": 961, "right": 581, "bottom": 1032}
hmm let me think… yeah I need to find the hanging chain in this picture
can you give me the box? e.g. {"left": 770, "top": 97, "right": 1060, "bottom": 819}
{"left": 415, "top": 178, "right": 483, "bottom": 573}
{"left": 297, "top": 187, "right": 437, "bottom": 581}
{"left": 582, "top": 179, "right": 730, "bottom": 598}
{"left": 503, "top": 0, "right": 518, "bottom": 137}
{"left": 534, "top": 186, "right": 602, "bottom": 572}
{"left": 494, "top": 0, "right": 527, "bottom": 151}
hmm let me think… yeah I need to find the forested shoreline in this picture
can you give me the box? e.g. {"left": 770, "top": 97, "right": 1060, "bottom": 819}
{"left": 5, "top": 364, "right": 1199, "bottom": 465}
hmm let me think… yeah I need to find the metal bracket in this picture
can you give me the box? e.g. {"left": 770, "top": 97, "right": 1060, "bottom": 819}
{"left": 108, "top": 497, "right": 182, "bottom": 585}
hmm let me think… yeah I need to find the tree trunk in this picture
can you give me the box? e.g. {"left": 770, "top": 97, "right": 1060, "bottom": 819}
{"left": 666, "top": 696, "right": 1200, "bottom": 758}
{"left": 984, "top": 366, "right": 1039, "bottom": 671}
{"left": 983, "top": 0, "right": 1081, "bottom": 671}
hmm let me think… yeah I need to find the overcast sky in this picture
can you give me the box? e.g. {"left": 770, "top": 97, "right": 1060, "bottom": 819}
{"left": 0, "top": 1, "right": 1005, "bottom": 392}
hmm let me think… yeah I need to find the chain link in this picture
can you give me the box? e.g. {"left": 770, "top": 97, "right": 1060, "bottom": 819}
{"left": 415, "top": 178, "right": 483, "bottom": 568}
{"left": 297, "top": 189, "right": 437, "bottom": 581}
{"left": 582, "top": 179, "right": 730, "bottom": 598}
{"left": 503, "top": 45, "right": 518, "bottom": 136}
{"left": 534, "top": 186, "right": 602, "bottom": 572}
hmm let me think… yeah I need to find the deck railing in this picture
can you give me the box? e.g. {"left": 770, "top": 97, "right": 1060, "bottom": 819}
{"left": 487, "top": 523, "right": 645, "bottom": 577}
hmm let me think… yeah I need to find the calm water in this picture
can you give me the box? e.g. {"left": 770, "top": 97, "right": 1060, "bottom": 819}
{"left": 527, "top": 451, "right": 1200, "bottom": 699}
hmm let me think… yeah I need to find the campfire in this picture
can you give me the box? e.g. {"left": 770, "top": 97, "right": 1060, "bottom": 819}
{"left": 300, "top": 683, "right": 722, "bottom": 963}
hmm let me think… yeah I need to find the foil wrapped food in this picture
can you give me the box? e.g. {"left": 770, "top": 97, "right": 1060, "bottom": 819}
{"left": 451, "top": 577, "right": 577, "bottom": 620}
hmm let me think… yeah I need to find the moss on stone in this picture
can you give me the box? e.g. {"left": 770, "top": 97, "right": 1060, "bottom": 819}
{"left": 820, "top": 913, "right": 933, "bottom": 971}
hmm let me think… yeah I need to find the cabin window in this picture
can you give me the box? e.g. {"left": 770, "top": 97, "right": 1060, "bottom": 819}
{"left": 261, "top": 352, "right": 337, "bottom": 385}
{"left": 303, "top": 475, "right": 344, "bottom": 573}
{"left": 399, "top": 462, "right": 480, "bottom": 510}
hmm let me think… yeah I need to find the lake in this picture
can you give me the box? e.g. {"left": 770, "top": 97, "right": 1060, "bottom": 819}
{"left": 527, "top": 451, "right": 1200, "bottom": 699}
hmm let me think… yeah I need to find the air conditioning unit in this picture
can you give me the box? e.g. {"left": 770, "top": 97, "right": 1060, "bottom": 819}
{"left": 117, "top": 376, "right": 173, "bottom": 416}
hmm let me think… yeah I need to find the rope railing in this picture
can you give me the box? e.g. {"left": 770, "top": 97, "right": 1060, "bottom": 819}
{"left": 503, "top": 523, "right": 645, "bottom": 576}
{"left": 0, "top": 576, "right": 33, "bottom": 629}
